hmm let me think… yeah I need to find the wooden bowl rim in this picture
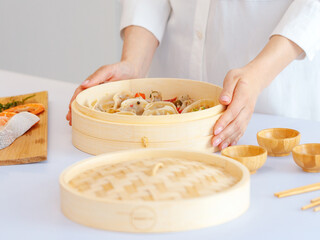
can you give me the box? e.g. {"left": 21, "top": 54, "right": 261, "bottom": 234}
{"left": 75, "top": 78, "right": 226, "bottom": 124}
{"left": 257, "top": 128, "right": 300, "bottom": 140}
{"left": 221, "top": 145, "right": 267, "bottom": 159}
{"left": 292, "top": 143, "right": 320, "bottom": 157}
{"left": 60, "top": 148, "right": 250, "bottom": 204}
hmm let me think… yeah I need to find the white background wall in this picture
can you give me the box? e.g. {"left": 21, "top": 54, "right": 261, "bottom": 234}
{"left": 0, "top": 0, "right": 122, "bottom": 83}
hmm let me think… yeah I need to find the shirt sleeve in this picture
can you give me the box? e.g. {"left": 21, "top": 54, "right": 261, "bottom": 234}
{"left": 119, "top": 0, "right": 171, "bottom": 43}
{"left": 270, "top": 0, "right": 320, "bottom": 60}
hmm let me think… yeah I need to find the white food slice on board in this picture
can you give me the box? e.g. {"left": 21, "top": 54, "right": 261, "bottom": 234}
{"left": 0, "top": 112, "right": 40, "bottom": 150}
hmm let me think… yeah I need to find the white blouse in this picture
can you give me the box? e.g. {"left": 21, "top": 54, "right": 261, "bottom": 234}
{"left": 120, "top": 0, "right": 320, "bottom": 121}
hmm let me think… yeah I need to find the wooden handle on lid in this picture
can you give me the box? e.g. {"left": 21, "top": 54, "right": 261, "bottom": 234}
{"left": 151, "top": 162, "right": 164, "bottom": 176}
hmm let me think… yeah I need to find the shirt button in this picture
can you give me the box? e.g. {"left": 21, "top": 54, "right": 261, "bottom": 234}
{"left": 196, "top": 30, "right": 203, "bottom": 40}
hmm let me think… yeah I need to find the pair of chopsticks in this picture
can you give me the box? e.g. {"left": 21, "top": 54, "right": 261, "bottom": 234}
{"left": 274, "top": 183, "right": 320, "bottom": 212}
{"left": 301, "top": 196, "right": 320, "bottom": 212}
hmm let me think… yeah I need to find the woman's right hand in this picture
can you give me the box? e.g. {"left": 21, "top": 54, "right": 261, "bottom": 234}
{"left": 66, "top": 60, "right": 140, "bottom": 125}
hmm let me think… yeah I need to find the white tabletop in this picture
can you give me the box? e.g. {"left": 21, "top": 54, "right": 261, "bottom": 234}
{"left": 0, "top": 69, "right": 319, "bottom": 240}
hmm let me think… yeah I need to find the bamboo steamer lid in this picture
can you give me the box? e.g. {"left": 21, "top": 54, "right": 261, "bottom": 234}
{"left": 60, "top": 149, "right": 250, "bottom": 233}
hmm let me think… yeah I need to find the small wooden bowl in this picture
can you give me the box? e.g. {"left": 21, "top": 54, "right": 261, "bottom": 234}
{"left": 257, "top": 128, "right": 300, "bottom": 157}
{"left": 221, "top": 145, "right": 267, "bottom": 174}
{"left": 292, "top": 144, "right": 320, "bottom": 173}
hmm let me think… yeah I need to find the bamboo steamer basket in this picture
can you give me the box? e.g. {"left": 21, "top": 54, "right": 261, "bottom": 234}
{"left": 60, "top": 149, "right": 250, "bottom": 233}
{"left": 72, "top": 78, "right": 226, "bottom": 155}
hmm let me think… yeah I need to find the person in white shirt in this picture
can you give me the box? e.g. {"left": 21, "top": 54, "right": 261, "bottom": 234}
{"left": 67, "top": 0, "right": 320, "bottom": 150}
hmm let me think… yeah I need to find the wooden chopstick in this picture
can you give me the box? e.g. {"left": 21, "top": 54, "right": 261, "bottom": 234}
{"left": 301, "top": 200, "right": 320, "bottom": 210}
{"left": 314, "top": 206, "right": 320, "bottom": 212}
{"left": 311, "top": 196, "right": 320, "bottom": 203}
{"left": 274, "top": 183, "right": 320, "bottom": 198}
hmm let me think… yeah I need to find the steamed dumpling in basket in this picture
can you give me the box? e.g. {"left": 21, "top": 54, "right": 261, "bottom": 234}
{"left": 182, "top": 99, "right": 216, "bottom": 113}
{"left": 90, "top": 91, "right": 135, "bottom": 114}
{"left": 175, "top": 95, "right": 194, "bottom": 112}
{"left": 119, "top": 98, "right": 148, "bottom": 115}
{"left": 113, "top": 91, "right": 134, "bottom": 109}
{"left": 91, "top": 95, "right": 115, "bottom": 113}
{"left": 88, "top": 89, "right": 217, "bottom": 116}
{"left": 143, "top": 101, "right": 178, "bottom": 115}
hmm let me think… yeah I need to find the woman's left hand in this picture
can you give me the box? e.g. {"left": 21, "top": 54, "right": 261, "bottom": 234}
{"left": 212, "top": 65, "right": 264, "bottom": 150}
{"left": 211, "top": 35, "right": 303, "bottom": 150}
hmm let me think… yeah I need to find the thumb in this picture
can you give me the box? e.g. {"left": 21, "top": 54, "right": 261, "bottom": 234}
{"left": 219, "top": 70, "right": 239, "bottom": 105}
{"left": 81, "top": 66, "right": 113, "bottom": 88}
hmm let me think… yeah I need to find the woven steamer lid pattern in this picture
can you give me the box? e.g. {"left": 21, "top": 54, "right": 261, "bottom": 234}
{"left": 60, "top": 149, "right": 250, "bottom": 232}
{"left": 68, "top": 157, "right": 238, "bottom": 201}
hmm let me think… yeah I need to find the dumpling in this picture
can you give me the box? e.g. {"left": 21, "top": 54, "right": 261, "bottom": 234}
{"left": 119, "top": 98, "right": 148, "bottom": 115}
{"left": 113, "top": 91, "right": 134, "bottom": 109}
{"left": 143, "top": 102, "right": 178, "bottom": 116}
{"left": 91, "top": 95, "right": 115, "bottom": 112}
{"left": 143, "top": 105, "right": 178, "bottom": 116}
{"left": 181, "top": 99, "right": 216, "bottom": 113}
{"left": 149, "top": 90, "right": 162, "bottom": 102}
{"left": 180, "top": 99, "right": 193, "bottom": 111}
{"left": 174, "top": 95, "right": 194, "bottom": 112}
{"left": 178, "top": 95, "right": 192, "bottom": 103}
{"left": 144, "top": 101, "right": 178, "bottom": 113}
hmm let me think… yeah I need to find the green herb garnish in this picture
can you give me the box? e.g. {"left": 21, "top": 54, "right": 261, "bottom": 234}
{"left": 0, "top": 94, "right": 35, "bottom": 113}
{"left": 192, "top": 106, "right": 207, "bottom": 112}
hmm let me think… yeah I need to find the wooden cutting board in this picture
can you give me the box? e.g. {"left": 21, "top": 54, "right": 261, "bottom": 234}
{"left": 0, "top": 91, "right": 48, "bottom": 165}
